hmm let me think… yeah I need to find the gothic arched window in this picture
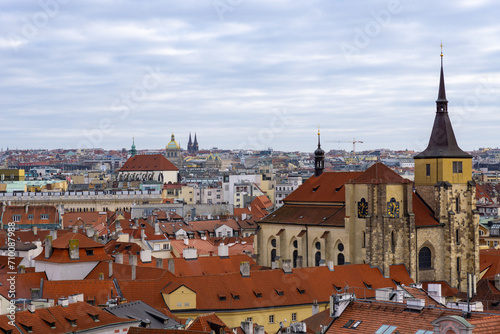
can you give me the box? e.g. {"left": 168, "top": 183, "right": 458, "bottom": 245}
{"left": 419, "top": 247, "right": 432, "bottom": 269}
{"left": 315, "top": 251, "right": 321, "bottom": 267}
{"left": 337, "top": 253, "right": 345, "bottom": 265}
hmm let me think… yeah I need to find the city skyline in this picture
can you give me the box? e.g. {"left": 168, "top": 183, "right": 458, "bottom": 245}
{"left": 1, "top": 0, "right": 499, "bottom": 152}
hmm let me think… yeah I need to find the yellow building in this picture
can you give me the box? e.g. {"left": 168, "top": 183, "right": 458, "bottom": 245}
{"left": 0, "top": 169, "right": 25, "bottom": 181}
{"left": 256, "top": 55, "right": 479, "bottom": 293}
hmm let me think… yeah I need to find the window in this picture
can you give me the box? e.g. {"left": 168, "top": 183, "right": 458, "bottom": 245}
{"left": 269, "top": 315, "right": 274, "bottom": 324}
{"left": 291, "top": 313, "right": 297, "bottom": 321}
{"left": 315, "top": 251, "right": 321, "bottom": 266}
{"left": 426, "top": 164, "right": 431, "bottom": 176}
{"left": 453, "top": 161, "right": 463, "bottom": 174}
{"left": 315, "top": 242, "right": 321, "bottom": 250}
{"left": 85, "top": 249, "right": 94, "bottom": 256}
{"left": 338, "top": 253, "right": 345, "bottom": 265}
{"left": 12, "top": 215, "right": 21, "bottom": 222}
{"left": 40, "top": 214, "right": 49, "bottom": 220}
{"left": 456, "top": 229, "right": 460, "bottom": 245}
{"left": 28, "top": 214, "right": 34, "bottom": 220}
{"left": 375, "top": 325, "right": 397, "bottom": 334}
{"left": 337, "top": 243, "right": 344, "bottom": 252}
{"left": 246, "top": 317, "right": 252, "bottom": 322}
{"left": 271, "top": 239, "right": 277, "bottom": 247}
{"left": 419, "top": 247, "right": 432, "bottom": 269}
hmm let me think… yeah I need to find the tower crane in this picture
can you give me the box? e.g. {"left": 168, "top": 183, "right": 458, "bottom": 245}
{"left": 327, "top": 138, "right": 364, "bottom": 155}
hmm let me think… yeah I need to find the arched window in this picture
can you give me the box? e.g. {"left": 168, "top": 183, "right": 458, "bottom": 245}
{"left": 315, "top": 242, "right": 321, "bottom": 250}
{"left": 293, "top": 250, "right": 298, "bottom": 268}
{"left": 315, "top": 251, "right": 321, "bottom": 266}
{"left": 337, "top": 253, "right": 345, "bottom": 265}
{"left": 271, "top": 238, "right": 277, "bottom": 247}
{"left": 419, "top": 247, "right": 432, "bottom": 269}
{"left": 271, "top": 249, "right": 277, "bottom": 263}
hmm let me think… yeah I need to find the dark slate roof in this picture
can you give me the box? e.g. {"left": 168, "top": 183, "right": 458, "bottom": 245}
{"left": 105, "top": 300, "right": 180, "bottom": 329}
{"left": 415, "top": 58, "right": 471, "bottom": 160}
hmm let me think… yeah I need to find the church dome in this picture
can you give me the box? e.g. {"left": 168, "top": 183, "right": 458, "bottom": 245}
{"left": 166, "top": 133, "right": 180, "bottom": 150}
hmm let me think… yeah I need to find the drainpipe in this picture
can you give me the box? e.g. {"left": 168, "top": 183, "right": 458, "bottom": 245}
{"left": 306, "top": 225, "right": 309, "bottom": 267}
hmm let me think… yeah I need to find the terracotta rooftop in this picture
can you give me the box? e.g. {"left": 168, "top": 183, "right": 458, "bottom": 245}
{"left": 3, "top": 301, "right": 138, "bottom": 333}
{"left": 186, "top": 312, "right": 232, "bottom": 333}
{"left": 284, "top": 171, "right": 362, "bottom": 203}
{"left": 42, "top": 279, "right": 116, "bottom": 305}
{"left": 118, "top": 154, "right": 179, "bottom": 172}
{"left": 350, "top": 163, "right": 412, "bottom": 184}
{"left": 260, "top": 204, "right": 346, "bottom": 227}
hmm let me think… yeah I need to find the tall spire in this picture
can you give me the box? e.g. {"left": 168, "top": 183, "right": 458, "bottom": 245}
{"left": 414, "top": 50, "right": 470, "bottom": 159}
{"left": 130, "top": 137, "right": 137, "bottom": 157}
{"left": 314, "top": 128, "right": 325, "bottom": 177}
{"left": 436, "top": 43, "right": 448, "bottom": 112}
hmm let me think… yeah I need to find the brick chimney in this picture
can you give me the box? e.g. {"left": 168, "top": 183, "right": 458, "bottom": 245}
{"left": 218, "top": 244, "right": 229, "bottom": 258}
{"left": 129, "top": 254, "right": 138, "bottom": 266}
{"left": 45, "top": 235, "right": 53, "bottom": 259}
{"left": 68, "top": 239, "right": 79, "bottom": 260}
{"left": 156, "top": 258, "right": 164, "bottom": 269}
{"left": 131, "top": 264, "right": 137, "bottom": 280}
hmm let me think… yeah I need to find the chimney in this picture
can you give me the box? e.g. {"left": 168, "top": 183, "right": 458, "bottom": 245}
{"left": 140, "top": 250, "right": 152, "bottom": 263}
{"left": 58, "top": 298, "right": 69, "bottom": 307}
{"left": 45, "top": 235, "right": 53, "bottom": 259}
{"left": 183, "top": 247, "right": 197, "bottom": 260}
{"left": 495, "top": 274, "right": 500, "bottom": 292}
{"left": 68, "top": 239, "right": 79, "bottom": 260}
{"left": 241, "top": 321, "right": 253, "bottom": 334}
{"left": 131, "top": 264, "right": 137, "bottom": 280}
{"left": 27, "top": 304, "right": 36, "bottom": 313}
{"left": 86, "top": 226, "right": 94, "bottom": 238}
{"left": 154, "top": 222, "right": 160, "bottom": 235}
{"left": 183, "top": 238, "right": 189, "bottom": 246}
{"left": 50, "top": 229, "right": 57, "bottom": 240}
{"left": 115, "top": 220, "right": 122, "bottom": 232}
{"left": 129, "top": 254, "right": 138, "bottom": 266}
{"left": 218, "top": 244, "right": 229, "bottom": 258}
{"left": 156, "top": 258, "right": 164, "bottom": 269}
{"left": 282, "top": 259, "right": 292, "bottom": 274}
{"left": 32, "top": 226, "right": 37, "bottom": 235}
{"left": 167, "top": 258, "right": 175, "bottom": 274}
{"left": 140, "top": 229, "right": 146, "bottom": 239}
{"left": 115, "top": 253, "right": 123, "bottom": 264}
{"left": 296, "top": 256, "right": 303, "bottom": 268}
{"left": 254, "top": 326, "right": 265, "bottom": 334}
{"left": 327, "top": 260, "right": 334, "bottom": 271}
{"left": 240, "top": 261, "right": 250, "bottom": 277}
{"left": 93, "top": 231, "right": 99, "bottom": 242}
{"left": 134, "top": 218, "right": 139, "bottom": 229}
{"left": 72, "top": 225, "right": 78, "bottom": 233}
{"left": 271, "top": 261, "right": 278, "bottom": 270}
{"left": 108, "top": 261, "right": 113, "bottom": 278}
{"left": 25, "top": 203, "right": 29, "bottom": 214}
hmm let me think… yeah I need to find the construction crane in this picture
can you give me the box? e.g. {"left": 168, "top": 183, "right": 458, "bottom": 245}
{"left": 327, "top": 138, "right": 364, "bottom": 155}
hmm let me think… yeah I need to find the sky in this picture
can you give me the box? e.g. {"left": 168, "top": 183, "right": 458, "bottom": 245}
{"left": 1, "top": 0, "right": 499, "bottom": 153}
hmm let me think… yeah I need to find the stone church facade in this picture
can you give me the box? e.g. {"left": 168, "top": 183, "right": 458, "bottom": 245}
{"left": 256, "top": 56, "right": 479, "bottom": 292}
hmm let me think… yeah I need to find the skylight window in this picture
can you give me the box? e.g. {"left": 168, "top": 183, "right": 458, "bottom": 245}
{"left": 375, "top": 325, "right": 397, "bottom": 334}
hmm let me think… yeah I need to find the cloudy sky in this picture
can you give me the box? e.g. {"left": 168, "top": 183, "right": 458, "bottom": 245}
{"left": 1, "top": 0, "right": 499, "bottom": 153}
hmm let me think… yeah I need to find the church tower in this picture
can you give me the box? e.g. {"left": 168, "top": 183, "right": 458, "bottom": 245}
{"left": 193, "top": 133, "right": 199, "bottom": 153}
{"left": 130, "top": 137, "right": 136, "bottom": 157}
{"left": 314, "top": 130, "right": 325, "bottom": 177}
{"left": 187, "top": 133, "right": 193, "bottom": 153}
{"left": 413, "top": 51, "right": 479, "bottom": 292}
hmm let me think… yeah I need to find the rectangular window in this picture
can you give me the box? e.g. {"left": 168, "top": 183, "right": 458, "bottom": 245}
{"left": 426, "top": 164, "right": 431, "bottom": 176}
{"left": 12, "top": 215, "right": 21, "bottom": 222}
{"left": 28, "top": 214, "right": 34, "bottom": 220}
{"left": 453, "top": 161, "right": 463, "bottom": 174}
{"left": 292, "top": 313, "right": 297, "bottom": 321}
{"left": 269, "top": 315, "right": 274, "bottom": 324}
{"left": 40, "top": 214, "right": 49, "bottom": 220}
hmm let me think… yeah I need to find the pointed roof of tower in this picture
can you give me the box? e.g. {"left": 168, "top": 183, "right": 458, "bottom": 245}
{"left": 194, "top": 133, "right": 198, "bottom": 145}
{"left": 314, "top": 129, "right": 325, "bottom": 156}
{"left": 188, "top": 132, "right": 192, "bottom": 145}
{"left": 414, "top": 53, "right": 471, "bottom": 159}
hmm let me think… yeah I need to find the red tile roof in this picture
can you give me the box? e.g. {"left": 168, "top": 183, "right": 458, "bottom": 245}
{"left": 413, "top": 192, "right": 440, "bottom": 227}
{"left": 186, "top": 313, "right": 232, "bottom": 333}
{"left": 51, "top": 232, "right": 105, "bottom": 249}
{"left": 42, "top": 279, "right": 116, "bottom": 305}
{"left": 169, "top": 254, "right": 256, "bottom": 276}
{"left": 260, "top": 204, "right": 346, "bottom": 227}
{"left": 326, "top": 299, "right": 491, "bottom": 334}
{"left": 2, "top": 205, "right": 59, "bottom": 226}
{"left": 480, "top": 248, "right": 500, "bottom": 279}
{"left": 118, "top": 154, "right": 178, "bottom": 172}
{"left": 284, "top": 172, "right": 362, "bottom": 203}
{"left": 63, "top": 211, "right": 107, "bottom": 227}
{"left": 388, "top": 264, "right": 414, "bottom": 286}
{"left": 0, "top": 272, "right": 47, "bottom": 299}
{"left": 350, "top": 163, "right": 412, "bottom": 184}
{"left": 6, "top": 301, "right": 138, "bottom": 333}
